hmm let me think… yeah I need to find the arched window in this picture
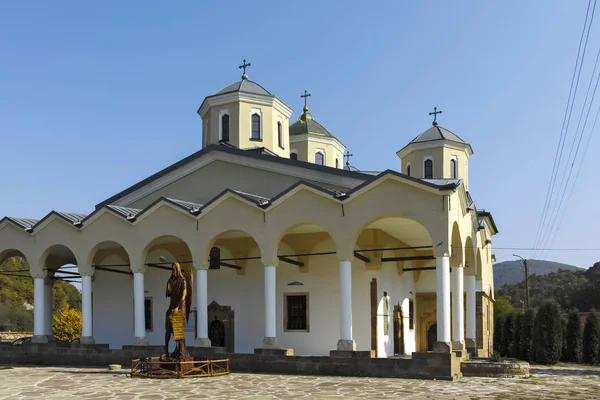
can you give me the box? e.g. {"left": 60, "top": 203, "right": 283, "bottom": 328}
{"left": 290, "top": 152, "right": 298, "bottom": 160}
{"left": 407, "top": 164, "right": 411, "bottom": 176}
{"left": 450, "top": 158, "right": 457, "bottom": 179}
{"left": 335, "top": 158, "right": 339, "bottom": 169}
{"left": 315, "top": 152, "right": 324, "bottom": 165}
{"left": 424, "top": 158, "right": 433, "bottom": 179}
{"left": 251, "top": 113, "right": 261, "bottom": 140}
{"left": 221, "top": 114, "right": 229, "bottom": 142}
{"left": 277, "top": 121, "right": 283, "bottom": 148}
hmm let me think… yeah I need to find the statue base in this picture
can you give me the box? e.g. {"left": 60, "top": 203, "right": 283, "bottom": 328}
{"left": 131, "top": 354, "right": 230, "bottom": 379}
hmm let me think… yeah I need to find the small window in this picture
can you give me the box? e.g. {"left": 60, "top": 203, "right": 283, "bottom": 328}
{"left": 407, "top": 164, "right": 411, "bottom": 176}
{"left": 409, "top": 299, "right": 414, "bottom": 330}
{"left": 285, "top": 294, "right": 308, "bottom": 331}
{"left": 251, "top": 113, "right": 261, "bottom": 140}
{"left": 221, "top": 114, "right": 229, "bottom": 142}
{"left": 277, "top": 121, "right": 283, "bottom": 148}
{"left": 315, "top": 152, "right": 324, "bottom": 165}
{"left": 450, "top": 158, "right": 457, "bottom": 179}
{"left": 424, "top": 159, "right": 433, "bottom": 179}
{"left": 290, "top": 152, "right": 298, "bottom": 160}
{"left": 144, "top": 298, "right": 153, "bottom": 331}
{"left": 335, "top": 158, "right": 339, "bottom": 168}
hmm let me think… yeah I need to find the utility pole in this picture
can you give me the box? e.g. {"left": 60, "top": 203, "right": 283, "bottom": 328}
{"left": 513, "top": 254, "right": 530, "bottom": 309}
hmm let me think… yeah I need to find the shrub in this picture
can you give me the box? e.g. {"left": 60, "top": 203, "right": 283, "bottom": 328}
{"left": 503, "top": 312, "right": 516, "bottom": 357}
{"left": 513, "top": 313, "right": 524, "bottom": 359}
{"left": 583, "top": 310, "right": 600, "bottom": 364}
{"left": 533, "top": 300, "right": 562, "bottom": 364}
{"left": 520, "top": 308, "right": 535, "bottom": 361}
{"left": 494, "top": 316, "right": 505, "bottom": 354}
{"left": 564, "top": 309, "right": 583, "bottom": 363}
{"left": 52, "top": 305, "right": 81, "bottom": 342}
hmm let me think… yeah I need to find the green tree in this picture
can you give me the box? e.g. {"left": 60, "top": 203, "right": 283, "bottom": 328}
{"left": 494, "top": 296, "right": 516, "bottom": 319}
{"left": 583, "top": 310, "right": 600, "bottom": 364}
{"left": 513, "top": 313, "right": 524, "bottom": 359}
{"left": 494, "top": 316, "right": 505, "bottom": 354}
{"left": 503, "top": 312, "right": 516, "bottom": 357}
{"left": 533, "top": 300, "right": 562, "bottom": 365}
{"left": 520, "top": 308, "right": 535, "bottom": 361}
{"left": 564, "top": 308, "right": 583, "bottom": 363}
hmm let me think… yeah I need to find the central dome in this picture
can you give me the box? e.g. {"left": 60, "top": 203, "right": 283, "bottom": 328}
{"left": 289, "top": 107, "right": 334, "bottom": 137}
{"left": 215, "top": 79, "right": 272, "bottom": 96}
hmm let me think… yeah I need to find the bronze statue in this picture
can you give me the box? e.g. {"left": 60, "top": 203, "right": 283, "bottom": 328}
{"left": 161, "top": 256, "right": 193, "bottom": 360}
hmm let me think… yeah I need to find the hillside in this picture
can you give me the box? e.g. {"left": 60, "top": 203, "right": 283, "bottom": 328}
{"left": 493, "top": 259, "right": 583, "bottom": 289}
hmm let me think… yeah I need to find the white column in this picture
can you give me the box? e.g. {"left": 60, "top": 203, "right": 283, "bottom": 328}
{"left": 451, "top": 265, "right": 465, "bottom": 350}
{"left": 465, "top": 275, "right": 477, "bottom": 350}
{"left": 43, "top": 280, "right": 53, "bottom": 336}
{"left": 133, "top": 272, "right": 148, "bottom": 345}
{"left": 194, "top": 268, "right": 211, "bottom": 347}
{"left": 263, "top": 265, "right": 277, "bottom": 347}
{"left": 337, "top": 260, "right": 356, "bottom": 351}
{"left": 436, "top": 256, "right": 451, "bottom": 349}
{"left": 32, "top": 277, "right": 48, "bottom": 343}
{"left": 81, "top": 275, "right": 94, "bottom": 344}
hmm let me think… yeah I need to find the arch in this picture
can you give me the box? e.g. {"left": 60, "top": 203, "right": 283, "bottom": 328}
{"left": 423, "top": 157, "right": 433, "bottom": 179}
{"left": 141, "top": 235, "right": 195, "bottom": 273}
{"left": 0, "top": 248, "right": 29, "bottom": 267}
{"left": 290, "top": 152, "right": 298, "bottom": 160}
{"left": 449, "top": 157, "right": 457, "bottom": 179}
{"left": 220, "top": 113, "right": 230, "bottom": 142}
{"left": 450, "top": 222, "right": 464, "bottom": 267}
{"left": 251, "top": 113, "right": 261, "bottom": 140}
{"left": 86, "top": 240, "right": 132, "bottom": 275}
{"left": 476, "top": 248, "right": 483, "bottom": 281}
{"left": 38, "top": 244, "right": 80, "bottom": 274}
{"left": 277, "top": 121, "right": 283, "bottom": 148}
{"left": 204, "top": 229, "right": 262, "bottom": 270}
{"left": 274, "top": 222, "right": 337, "bottom": 272}
{"left": 464, "top": 236, "right": 476, "bottom": 276}
{"left": 314, "top": 151, "right": 325, "bottom": 166}
{"left": 406, "top": 163, "right": 411, "bottom": 177}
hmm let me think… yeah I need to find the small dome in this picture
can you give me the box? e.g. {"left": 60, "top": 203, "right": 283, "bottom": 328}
{"left": 409, "top": 124, "right": 467, "bottom": 145}
{"left": 289, "top": 107, "right": 333, "bottom": 137}
{"left": 215, "top": 79, "right": 272, "bottom": 96}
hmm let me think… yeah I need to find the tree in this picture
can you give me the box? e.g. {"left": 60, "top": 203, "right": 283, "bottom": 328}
{"left": 564, "top": 309, "right": 583, "bottom": 363}
{"left": 494, "top": 316, "right": 505, "bottom": 354}
{"left": 533, "top": 300, "right": 562, "bottom": 364}
{"left": 520, "top": 308, "right": 535, "bottom": 361}
{"left": 52, "top": 305, "right": 81, "bottom": 342}
{"left": 583, "top": 310, "right": 600, "bottom": 364}
{"left": 503, "top": 312, "right": 516, "bottom": 357}
{"left": 494, "top": 296, "right": 516, "bottom": 320}
{"left": 513, "top": 313, "right": 524, "bottom": 359}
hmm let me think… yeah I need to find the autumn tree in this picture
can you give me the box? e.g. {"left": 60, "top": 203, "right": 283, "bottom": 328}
{"left": 52, "top": 305, "right": 81, "bottom": 342}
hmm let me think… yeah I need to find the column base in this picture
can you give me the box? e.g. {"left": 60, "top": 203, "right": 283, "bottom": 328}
{"left": 194, "top": 337, "right": 212, "bottom": 347}
{"left": 132, "top": 337, "right": 149, "bottom": 346}
{"left": 254, "top": 348, "right": 294, "bottom": 356}
{"left": 452, "top": 340, "right": 465, "bottom": 352}
{"left": 262, "top": 336, "right": 278, "bottom": 348}
{"left": 432, "top": 341, "right": 452, "bottom": 353}
{"left": 336, "top": 339, "right": 356, "bottom": 351}
{"left": 80, "top": 336, "right": 96, "bottom": 345}
{"left": 31, "top": 335, "right": 49, "bottom": 344}
{"left": 465, "top": 338, "right": 477, "bottom": 354}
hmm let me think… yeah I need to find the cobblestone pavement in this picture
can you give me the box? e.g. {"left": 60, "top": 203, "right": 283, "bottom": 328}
{"left": 1, "top": 364, "right": 600, "bottom": 399}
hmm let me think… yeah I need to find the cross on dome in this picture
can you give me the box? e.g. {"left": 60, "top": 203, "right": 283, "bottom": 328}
{"left": 301, "top": 90, "right": 311, "bottom": 112}
{"left": 429, "top": 106, "right": 442, "bottom": 126}
{"left": 239, "top": 59, "right": 251, "bottom": 80}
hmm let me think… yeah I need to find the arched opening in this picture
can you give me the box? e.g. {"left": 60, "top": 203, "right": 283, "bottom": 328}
{"left": 464, "top": 237, "right": 476, "bottom": 276}
{"left": 290, "top": 152, "right": 298, "bottom": 160}
{"left": 277, "top": 121, "right": 283, "bottom": 148}
{"left": 450, "top": 222, "right": 464, "bottom": 268}
{"left": 315, "top": 151, "right": 324, "bottom": 166}
{"left": 251, "top": 113, "right": 261, "bottom": 140}
{"left": 221, "top": 113, "right": 230, "bottom": 142}
{"left": 274, "top": 223, "right": 337, "bottom": 356}
{"left": 352, "top": 215, "right": 434, "bottom": 356}
{"left": 204, "top": 229, "right": 262, "bottom": 354}
{"left": 450, "top": 158, "right": 457, "bottom": 179}
{"left": 424, "top": 158, "right": 433, "bottom": 179}
{"left": 87, "top": 240, "right": 131, "bottom": 348}
{"left": 38, "top": 244, "right": 82, "bottom": 343}
{"left": 140, "top": 235, "right": 195, "bottom": 351}
{"left": 0, "top": 249, "right": 34, "bottom": 335}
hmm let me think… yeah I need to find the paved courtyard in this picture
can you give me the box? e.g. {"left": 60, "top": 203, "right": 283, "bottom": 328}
{"left": 1, "top": 364, "right": 600, "bottom": 399}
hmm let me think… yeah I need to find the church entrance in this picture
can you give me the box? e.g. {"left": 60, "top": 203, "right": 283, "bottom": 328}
{"left": 207, "top": 301, "right": 235, "bottom": 353}
{"left": 427, "top": 323, "right": 437, "bottom": 351}
{"left": 393, "top": 304, "right": 404, "bottom": 355}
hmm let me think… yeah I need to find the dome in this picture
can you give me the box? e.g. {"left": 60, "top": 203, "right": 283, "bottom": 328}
{"left": 409, "top": 124, "right": 467, "bottom": 145}
{"left": 215, "top": 79, "right": 272, "bottom": 96}
{"left": 289, "top": 107, "right": 334, "bottom": 137}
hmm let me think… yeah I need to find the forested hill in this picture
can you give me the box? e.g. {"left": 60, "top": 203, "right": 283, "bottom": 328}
{"left": 493, "top": 259, "right": 583, "bottom": 288}
{"left": 0, "top": 257, "right": 81, "bottom": 331}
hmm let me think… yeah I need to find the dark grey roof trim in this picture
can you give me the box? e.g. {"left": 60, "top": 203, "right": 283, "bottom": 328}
{"left": 348, "top": 169, "right": 460, "bottom": 194}
{"left": 105, "top": 205, "right": 141, "bottom": 220}
{"left": 1, "top": 217, "right": 39, "bottom": 231}
{"left": 476, "top": 209, "right": 499, "bottom": 233}
{"left": 95, "top": 143, "right": 375, "bottom": 209}
{"left": 31, "top": 211, "right": 88, "bottom": 231}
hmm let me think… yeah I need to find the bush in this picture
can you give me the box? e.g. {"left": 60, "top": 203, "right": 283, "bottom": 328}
{"left": 494, "top": 316, "right": 505, "bottom": 354}
{"left": 503, "top": 312, "right": 516, "bottom": 357}
{"left": 583, "top": 310, "right": 600, "bottom": 364}
{"left": 533, "top": 300, "right": 562, "bottom": 364}
{"left": 520, "top": 308, "right": 535, "bottom": 361}
{"left": 513, "top": 313, "right": 524, "bottom": 359}
{"left": 52, "top": 305, "right": 81, "bottom": 342}
{"left": 564, "top": 309, "right": 583, "bottom": 363}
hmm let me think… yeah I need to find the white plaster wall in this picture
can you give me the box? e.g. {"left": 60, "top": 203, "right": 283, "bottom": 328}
{"left": 92, "top": 244, "right": 424, "bottom": 356}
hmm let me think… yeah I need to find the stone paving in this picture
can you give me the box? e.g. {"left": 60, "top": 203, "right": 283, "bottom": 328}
{"left": 1, "top": 363, "right": 600, "bottom": 399}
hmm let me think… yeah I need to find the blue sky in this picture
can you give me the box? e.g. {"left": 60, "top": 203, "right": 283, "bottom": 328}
{"left": 1, "top": 1, "right": 599, "bottom": 269}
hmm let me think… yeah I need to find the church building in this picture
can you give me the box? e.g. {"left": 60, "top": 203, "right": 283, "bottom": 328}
{"left": 0, "top": 61, "right": 498, "bottom": 360}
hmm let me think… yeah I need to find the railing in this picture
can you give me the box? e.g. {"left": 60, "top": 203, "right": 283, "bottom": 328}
{"left": 130, "top": 357, "right": 230, "bottom": 379}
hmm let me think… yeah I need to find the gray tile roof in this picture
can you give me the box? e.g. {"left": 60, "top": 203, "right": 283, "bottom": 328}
{"left": 230, "top": 190, "right": 271, "bottom": 206}
{"left": 422, "top": 178, "right": 462, "bottom": 186}
{"left": 289, "top": 109, "right": 333, "bottom": 137}
{"left": 55, "top": 212, "right": 87, "bottom": 224}
{"left": 4, "top": 217, "right": 38, "bottom": 230}
{"left": 216, "top": 79, "right": 272, "bottom": 96}
{"left": 410, "top": 124, "right": 467, "bottom": 145}
{"left": 106, "top": 205, "right": 141, "bottom": 219}
{"left": 166, "top": 198, "right": 203, "bottom": 212}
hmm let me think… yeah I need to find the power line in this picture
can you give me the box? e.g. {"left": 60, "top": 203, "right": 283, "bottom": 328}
{"left": 532, "top": 0, "right": 596, "bottom": 258}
